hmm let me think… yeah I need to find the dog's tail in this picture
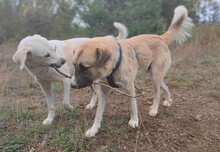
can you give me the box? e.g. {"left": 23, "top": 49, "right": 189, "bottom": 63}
{"left": 161, "top": 5, "right": 194, "bottom": 45}
{"left": 114, "top": 22, "right": 128, "bottom": 39}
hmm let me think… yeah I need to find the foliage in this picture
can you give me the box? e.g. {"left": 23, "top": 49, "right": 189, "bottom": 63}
{"left": 75, "top": 0, "right": 189, "bottom": 36}
{"left": 0, "top": 0, "right": 218, "bottom": 44}
{"left": 0, "top": 0, "right": 77, "bottom": 43}
{"left": 196, "top": 0, "right": 220, "bottom": 24}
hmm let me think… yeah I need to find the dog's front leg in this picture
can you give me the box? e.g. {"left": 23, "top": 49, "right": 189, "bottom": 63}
{"left": 62, "top": 78, "right": 73, "bottom": 110}
{"left": 38, "top": 80, "right": 55, "bottom": 125}
{"left": 85, "top": 84, "right": 98, "bottom": 109}
{"left": 127, "top": 82, "right": 139, "bottom": 128}
{"left": 85, "top": 93, "right": 97, "bottom": 109}
{"left": 86, "top": 86, "right": 111, "bottom": 137}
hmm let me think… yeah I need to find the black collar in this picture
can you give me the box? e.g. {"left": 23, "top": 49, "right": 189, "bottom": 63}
{"left": 106, "top": 43, "right": 122, "bottom": 88}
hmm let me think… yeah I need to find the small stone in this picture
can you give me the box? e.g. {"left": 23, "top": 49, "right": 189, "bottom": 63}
{"left": 0, "top": 121, "right": 7, "bottom": 129}
{"left": 194, "top": 114, "right": 202, "bottom": 121}
{"left": 30, "top": 147, "right": 35, "bottom": 152}
{"left": 147, "top": 101, "right": 152, "bottom": 105}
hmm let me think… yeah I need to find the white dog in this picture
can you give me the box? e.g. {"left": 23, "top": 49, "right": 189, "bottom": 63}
{"left": 12, "top": 22, "right": 128, "bottom": 125}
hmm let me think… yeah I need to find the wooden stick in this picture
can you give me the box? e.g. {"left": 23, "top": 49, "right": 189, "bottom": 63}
{"left": 92, "top": 82, "right": 144, "bottom": 98}
{"left": 50, "top": 68, "right": 144, "bottom": 98}
{"left": 52, "top": 66, "right": 72, "bottom": 79}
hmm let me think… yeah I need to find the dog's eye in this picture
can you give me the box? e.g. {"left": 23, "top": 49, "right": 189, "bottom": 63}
{"left": 79, "top": 63, "right": 88, "bottom": 71}
{"left": 44, "top": 53, "right": 50, "bottom": 58}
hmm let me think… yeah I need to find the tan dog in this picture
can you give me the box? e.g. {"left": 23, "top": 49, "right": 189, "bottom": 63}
{"left": 12, "top": 22, "right": 128, "bottom": 125}
{"left": 71, "top": 6, "right": 194, "bottom": 137}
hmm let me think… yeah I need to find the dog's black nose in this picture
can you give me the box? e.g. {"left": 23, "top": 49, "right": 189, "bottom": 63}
{"left": 61, "top": 58, "right": 66, "bottom": 65}
{"left": 70, "top": 83, "right": 79, "bottom": 89}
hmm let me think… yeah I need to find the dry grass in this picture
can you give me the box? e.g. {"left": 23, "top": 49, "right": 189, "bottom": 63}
{"left": 0, "top": 25, "right": 220, "bottom": 152}
{"left": 171, "top": 25, "right": 220, "bottom": 65}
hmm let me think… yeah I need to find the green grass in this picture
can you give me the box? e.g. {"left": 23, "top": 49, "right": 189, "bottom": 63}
{"left": 167, "top": 71, "right": 201, "bottom": 89}
{"left": 0, "top": 105, "right": 131, "bottom": 152}
{"left": 207, "top": 91, "right": 220, "bottom": 99}
{"left": 53, "top": 82, "right": 63, "bottom": 91}
{"left": 0, "top": 107, "right": 88, "bottom": 151}
{"left": 199, "top": 54, "right": 220, "bottom": 66}
{"left": 209, "top": 68, "right": 220, "bottom": 77}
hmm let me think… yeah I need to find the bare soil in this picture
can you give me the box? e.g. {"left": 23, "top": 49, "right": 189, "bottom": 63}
{"left": 0, "top": 30, "right": 220, "bottom": 151}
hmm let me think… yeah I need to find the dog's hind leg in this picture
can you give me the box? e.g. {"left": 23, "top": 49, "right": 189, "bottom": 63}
{"left": 38, "top": 80, "right": 55, "bottom": 125}
{"left": 127, "top": 82, "right": 139, "bottom": 128}
{"left": 161, "top": 81, "right": 172, "bottom": 107}
{"left": 86, "top": 86, "right": 111, "bottom": 137}
{"left": 149, "top": 69, "right": 163, "bottom": 116}
{"left": 62, "top": 78, "right": 73, "bottom": 110}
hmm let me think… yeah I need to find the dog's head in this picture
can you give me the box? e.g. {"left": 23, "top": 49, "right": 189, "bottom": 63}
{"left": 70, "top": 36, "right": 118, "bottom": 89}
{"left": 12, "top": 35, "right": 66, "bottom": 70}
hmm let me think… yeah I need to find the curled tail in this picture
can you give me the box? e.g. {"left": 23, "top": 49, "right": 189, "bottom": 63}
{"left": 161, "top": 5, "right": 194, "bottom": 45}
{"left": 114, "top": 22, "right": 128, "bottom": 39}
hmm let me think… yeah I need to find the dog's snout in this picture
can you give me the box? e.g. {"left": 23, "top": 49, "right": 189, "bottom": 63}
{"left": 70, "top": 83, "right": 79, "bottom": 89}
{"left": 61, "top": 58, "right": 66, "bottom": 65}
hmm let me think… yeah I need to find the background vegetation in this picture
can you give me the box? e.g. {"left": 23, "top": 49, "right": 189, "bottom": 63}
{"left": 0, "top": 0, "right": 219, "bottom": 44}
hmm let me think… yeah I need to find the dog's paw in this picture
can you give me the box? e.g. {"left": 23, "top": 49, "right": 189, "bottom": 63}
{"left": 85, "top": 128, "right": 98, "bottom": 137}
{"left": 63, "top": 104, "right": 74, "bottom": 111}
{"left": 163, "top": 100, "right": 172, "bottom": 107}
{"left": 148, "top": 107, "right": 158, "bottom": 116}
{"left": 85, "top": 102, "right": 96, "bottom": 109}
{"left": 42, "top": 118, "right": 53, "bottom": 125}
{"left": 128, "top": 119, "right": 139, "bottom": 128}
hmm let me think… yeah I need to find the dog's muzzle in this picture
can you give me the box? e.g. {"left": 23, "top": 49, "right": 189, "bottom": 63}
{"left": 70, "top": 83, "right": 79, "bottom": 89}
{"left": 50, "top": 58, "right": 66, "bottom": 68}
{"left": 70, "top": 75, "right": 93, "bottom": 89}
{"left": 60, "top": 58, "right": 66, "bottom": 65}
{"left": 70, "top": 75, "right": 79, "bottom": 88}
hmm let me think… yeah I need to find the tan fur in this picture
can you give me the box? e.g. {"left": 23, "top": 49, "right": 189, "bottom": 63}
{"left": 71, "top": 5, "right": 194, "bottom": 137}
{"left": 63, "top": 40, "right": 75, "bottom": 63}
{"left": 13, "top": 22, "right": 129, "bottom": 126}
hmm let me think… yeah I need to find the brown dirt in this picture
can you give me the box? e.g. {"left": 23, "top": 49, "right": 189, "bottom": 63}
{"left": 0, "top": 27, "right": 220, "bottom": 151}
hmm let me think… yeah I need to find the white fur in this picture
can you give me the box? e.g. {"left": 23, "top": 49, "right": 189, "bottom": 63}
{"left": 114, "top": 22, "right": 128, "bottom": 39}
{"left": 13, "top": 22, "right": 128, "bottom": 125}
{"left": 13, "top": 35, "right": 77, "bottom": 125}
{"left": 168, "top": 5, "right": 194, "bottom": 44}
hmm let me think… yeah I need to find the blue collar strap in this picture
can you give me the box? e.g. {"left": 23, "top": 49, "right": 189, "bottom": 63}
{"left": 106, "top": 43, "right": 122, "bottom": 88}
{"left": 133, "top": 49, "right": 139, "bottom": 59}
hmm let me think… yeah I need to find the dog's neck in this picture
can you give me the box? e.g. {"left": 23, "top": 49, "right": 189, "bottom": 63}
{"left": 25, "top": 60, "right": 54, "bottom": 79}
{"left": 25, "top": 63, "right": 48, "bottom": 76}
{"left": 106, "top": 43, "right": 122, "bottom": 88}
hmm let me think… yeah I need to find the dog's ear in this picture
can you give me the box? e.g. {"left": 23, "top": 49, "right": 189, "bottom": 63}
{"left": 12, "top": 48, "right": 31, "bottom": 70}
{"left": 96, "top": 48, "right": 110, "bottom": 65}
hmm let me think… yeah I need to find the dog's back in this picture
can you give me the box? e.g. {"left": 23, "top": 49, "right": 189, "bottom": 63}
{"left": 119, "top": 6, "right": 194, "bottom": 75}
